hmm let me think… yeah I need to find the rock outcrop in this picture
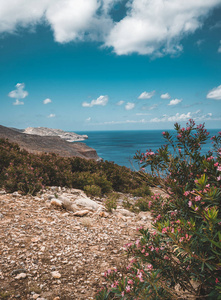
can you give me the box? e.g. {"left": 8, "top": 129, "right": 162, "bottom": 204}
{"left": 23, "top": 127, "right": 88, "bottom": 142}
{"left": 0, "top": 125, "right": 98, "bottom": 160}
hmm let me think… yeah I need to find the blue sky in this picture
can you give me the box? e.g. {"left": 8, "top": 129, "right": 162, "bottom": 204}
{"left": 0, "top": 0, "right": 221, "bottom": 131}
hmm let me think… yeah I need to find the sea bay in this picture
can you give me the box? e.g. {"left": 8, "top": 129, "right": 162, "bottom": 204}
{"left": 75, "top": 129, "right": 220, "bottom": 169}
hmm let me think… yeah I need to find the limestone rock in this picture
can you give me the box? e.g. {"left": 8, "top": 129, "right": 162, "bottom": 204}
{"left": 138, "top": 211, "right": 152, "bottom": 221}
{"left": 51, "top": 271, "right": 61, "bottom": 279}
{"left": 75, "top": 197, "right": 101, "bottom": 210}
{"left": 15, "top": 273, "right": 27, "bottom": 279}
{"left": 73, "top": 210, "right": 90, "bottom": 217}
{"left": 59, "top": 197, "right": 78, "bottom": 212}
{"left": 50, "top": 198, "right": 63, "bottom": 207}
{"left": 115, "top": 208, "right": 135, "bottom": 217}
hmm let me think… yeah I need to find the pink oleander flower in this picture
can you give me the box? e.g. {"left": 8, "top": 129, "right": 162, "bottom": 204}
{"left": 214, "top": 162, "right": 219, "bottom": 167}
{"left": 184, "top": 191, "right": 190, "bottom": 196}
{"left": 217, "top": 176, "right": 221, "bottom": 181}
{"left": 126, "top": 285, "right": 131, "bottom": 293}
{"left": 194, "top": 207, "right": 199, "bottom": 211}
{"left": 181, "top": 127, "right": 185, "bottom": 131}
{"left": 188, "top": 201, "right": 192, "bottom": 207}
{"left": 162, "top": 228, "right": 168, "bottom": 234}
{"left": 147, "top": 264, "right": 153, "bottom": 270}
{"left": 218, "top": 166, "right": 221, "bottom": 171}
{"left": 128, "top": 279, "right": 133, "bottom": 285}
{"left": 121, "top": 291, "right": 125, "bottom": 297}
{"left": 195, "top": 195, "right": 201, "bottom": 201}
{"left": 177, "top": 134, "right": 182, "bottom": 138}
{"left": 111, "top": 281, "right": 119, "bottom": 288}
{"left": 216, "top": 278, "right": 219, "bottom": 284}
{"left": 162, "top": 131, "right": 166, "bottom": 135}
{"left": 164, "top": 255, "right": 169, "bottom": 260}
{"left": 145, "top": 252, "right": 149, "bottom": 256}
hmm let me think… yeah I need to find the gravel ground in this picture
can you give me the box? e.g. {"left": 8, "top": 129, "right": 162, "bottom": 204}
{"left": 0, "top": 188, "right": 152, "bottom": 300}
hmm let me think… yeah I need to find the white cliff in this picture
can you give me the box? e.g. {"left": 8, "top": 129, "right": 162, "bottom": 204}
{"left": 23, "top": 127, "right": 88, "bottom": 142}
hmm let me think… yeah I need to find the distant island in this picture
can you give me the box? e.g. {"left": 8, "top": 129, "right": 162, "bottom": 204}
{"left": 0, "top": 125, "right": 98, "bottom": 160}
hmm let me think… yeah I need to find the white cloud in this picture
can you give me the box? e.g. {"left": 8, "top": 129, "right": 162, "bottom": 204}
{"left": 8, "top": 83, "right": 28, "bottom": 99}
{"left": 99, "top": 119, "right": 147, "bottom": 125}
{"left": 13, "top": 99, "right": 24, "bottom": 105}
{"left": 43, "top": 98, "right": 52, "bottom": 104}
{"left": 82, "top": 95, "right": 109, "bottom": 107}
{"left": 207, "top": 85, "right": 221, "bottom": 100}
{"left": 125, "top": 102, "right": 135, "bottom": 110}
{"left": 86, "top": 117, "right": 91, "bottom": 122}
{"left": 138, "top": 91, "right": 155, "bottom": 99}
{"left": 116, "top": 100, "right": 125, "bottom": 105}
{"left": 218, "top": 41, "right": 221, "bottom": 53}
{"left": 105, "top": 0, "right": 221, "bottom": 55}
{"left": 150, "top": 111, "right": 213, "bottom": 123}
{"left": 1, "top": 1, "right": 220, "bottom": 56}
{"left": 136, "top": 113, "right": 151, "bottom": 116}
{"left": 168, "top": 99, "right": 182, "bottom": 106}
{"left": 161, "top": 93, "right": 170, "bottom": 99}
{"left": 149, "top": 104, "right": 159, "bottom": 110}
{"left": 48, "top": 113, "right": 56, "bottom": 118}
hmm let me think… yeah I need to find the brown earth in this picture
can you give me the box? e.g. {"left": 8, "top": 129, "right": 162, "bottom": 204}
{"left": 0, "top": 125, "right": 99, "bottom": 160}
{"left": 0, "top": 188, "right": 153, "bottom": 300}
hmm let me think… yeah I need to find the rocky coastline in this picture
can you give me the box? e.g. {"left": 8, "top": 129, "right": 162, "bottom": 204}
{"left": 22, "top": 127, "right": 88, "bottom": 143}
{"left": 0, "top": 125, "right": 99, "bottom": 160}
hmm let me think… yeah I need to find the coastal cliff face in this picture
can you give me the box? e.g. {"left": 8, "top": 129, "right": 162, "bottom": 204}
{"left": 0, "top": 125, "right": 98, "bottom": 160}
{"left": 22, "top": 127, "right": 88, "bottom": 142}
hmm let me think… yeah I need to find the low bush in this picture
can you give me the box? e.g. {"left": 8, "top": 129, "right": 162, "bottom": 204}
{"left": 84, "top": 184, "right": 102, "bottom": 197}
{"left": 104, "top": 193, "right": 119, "bottom": 212}
{"left": 0, "top": 138, "right": 146, "bottom": 196}
{"left": 96, "top": 120, "right": 221, "bottom": 299}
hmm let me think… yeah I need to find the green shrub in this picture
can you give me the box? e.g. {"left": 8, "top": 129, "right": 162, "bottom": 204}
{"left": 130, "top": 184, "right": 151, "bottom": 197}
{"left": 104, "top": 193, "right": 119, "bottom": 212}
{"left": 4, "top": 163, "right": 43, "bottom": 195}
{"left": 135, "top": 197, "right": 151, "bottom": 211}
{"left": 84, "top": 184, "right": 102, "bottom": 197}
{"left": 96, "top": 120, "right": 221, "bottom": 299}
{"left": 0, "top": 138, "right": 152, "bottom": 197}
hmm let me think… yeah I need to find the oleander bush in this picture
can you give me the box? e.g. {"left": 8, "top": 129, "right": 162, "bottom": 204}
{"left": 96, "top": 120, "right": 221, "bottom": 299}
{"left": 0, "top": 138, "right": 144, "bottom": 196}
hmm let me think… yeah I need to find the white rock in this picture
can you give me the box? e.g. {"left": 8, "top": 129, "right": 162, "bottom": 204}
{"left": 50, "top": 199, "right": 63, "bottom": 207}
{"left": 51, "top": 271, "right": 61, "bottom": 279}
{"left": 15, "top": 273, "right": 27, "bottom": 279}
{"left": 75, "top": 197, "right": 101, "bottom": 210}
{"left": 138, "top": 211, "right": 152, "bottom": 220}
{"left": 59, "top": 197, "right": 78, "bottom": 212}
{"left": 73, "top": 210, "right": 90, "bottom": 217}
{"left": 116, "top": 208, "right": 135, "bottom": 217}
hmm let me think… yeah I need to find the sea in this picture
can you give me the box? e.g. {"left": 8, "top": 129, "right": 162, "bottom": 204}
{"left": 75, "top": 129, "right": 220, "bottom": 170}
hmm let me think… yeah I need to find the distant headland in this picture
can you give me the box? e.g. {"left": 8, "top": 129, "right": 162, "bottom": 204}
{"left": 0, "top": 125, "right": 98, "bottom": 160}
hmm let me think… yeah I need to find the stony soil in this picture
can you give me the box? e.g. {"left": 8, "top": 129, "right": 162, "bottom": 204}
{"left": 0, "top": 188, "right": 153, "bottom": 300}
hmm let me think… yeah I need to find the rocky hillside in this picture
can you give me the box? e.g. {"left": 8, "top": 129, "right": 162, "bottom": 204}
{"left": 22, "top": 127, "right": 88, "bottom": 142}
{"left": 0, "top": 125, "right": 98, "bottom": 160}
{"left": 0, "top": 187, "right": 154, "bottom": 300}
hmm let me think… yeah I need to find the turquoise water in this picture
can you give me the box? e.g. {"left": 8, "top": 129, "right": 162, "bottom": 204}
{"left": 75, "top": 129, "right": 220, "bottom": 169}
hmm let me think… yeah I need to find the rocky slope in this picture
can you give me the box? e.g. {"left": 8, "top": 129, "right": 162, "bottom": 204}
{"left": 0, "top": 188, "right": 153, "bottom": 300}
{"left": 23, "top": 127, "right": 88, "bottom": 142}
{"left": 0, "top": 125, "right": 98, "bottom": 160}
